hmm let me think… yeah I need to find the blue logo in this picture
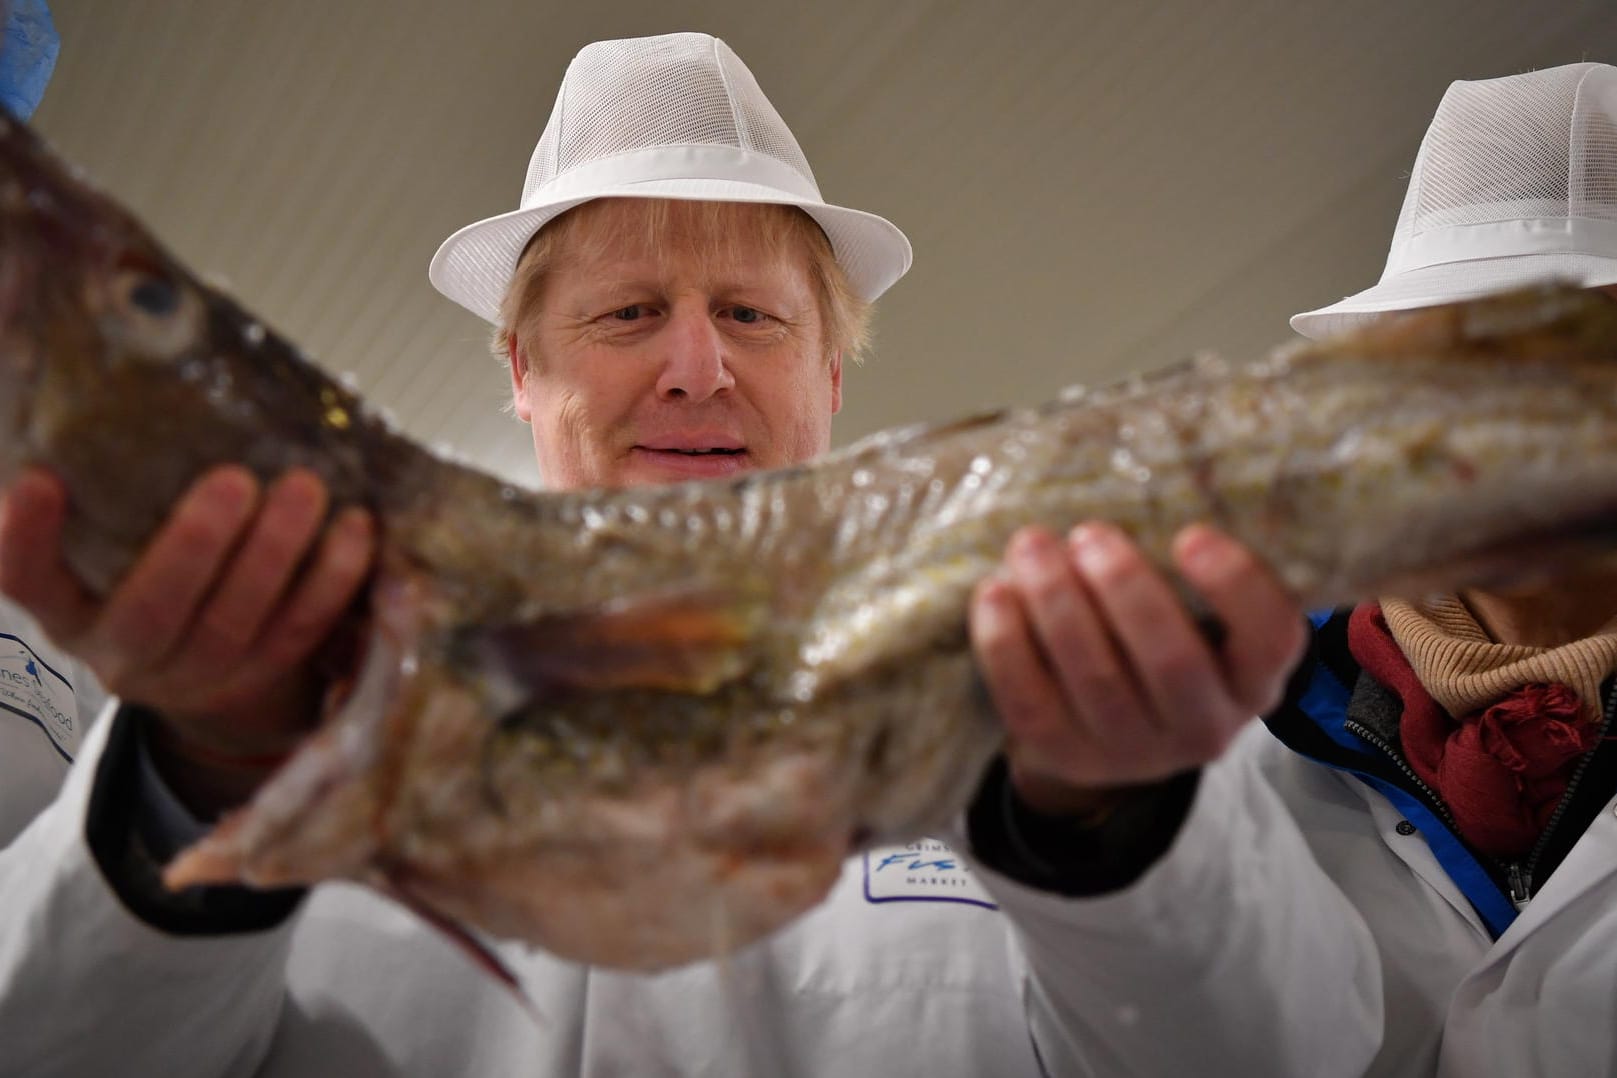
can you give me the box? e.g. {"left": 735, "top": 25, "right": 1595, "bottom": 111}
{"left": 874, "top": 853, "right": 958, "bottom": 873}
{"left": 863, "top": 840, "right": 997, "bottom": 910}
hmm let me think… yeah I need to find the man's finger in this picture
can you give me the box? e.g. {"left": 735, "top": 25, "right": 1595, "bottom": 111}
{"left": 0, "top": 467, "right": 100, "bottom": 643}
{"left": 179, "top": 470, "right": 330, "bottom": 672}
{"left": 96, "top": 467, "right": 260, "bottom": 673}
{"left": 1069, "top": 522, "right": 1229, "bottom": 744}
{"left": 970, "top": 573, "right": 1074, "bottom": 742}
{"left": 1173, "top": 524, "right": 1307, "bottom": 716}
{"left": 1005, "top": 525, "right": 1155, "bottom": 739}
{"left": 253, "top": 505, "right": 375, "bottom": 673}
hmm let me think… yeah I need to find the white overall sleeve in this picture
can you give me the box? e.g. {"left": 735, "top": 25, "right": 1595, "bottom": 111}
{"left": 971, "top": 725, "right": 1386, "bottom": 1078}
{"left": 0, "top": 708, "right": 299, "bottom": 1078}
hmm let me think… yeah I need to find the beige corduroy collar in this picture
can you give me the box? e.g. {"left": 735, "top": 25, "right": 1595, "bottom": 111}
{"left": 1381, "top": 595, "right": 1617, "bottom": 720}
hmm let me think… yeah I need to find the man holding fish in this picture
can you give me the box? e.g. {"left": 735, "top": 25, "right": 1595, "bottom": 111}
{"left": 0, "top": 31, "right": 1351, "bottom": 1076}
{"left": 0, "top": 30, "right": 1612, "bottom": 1078}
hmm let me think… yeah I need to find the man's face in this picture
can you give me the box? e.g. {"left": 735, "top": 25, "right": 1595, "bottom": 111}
{"left": 509, "top": 200, "right": 842, "bottom": 492}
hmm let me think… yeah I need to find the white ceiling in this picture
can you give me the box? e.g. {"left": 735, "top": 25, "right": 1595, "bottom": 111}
{"left": 31, "top": 0, "right": 1617, "bottom": 487}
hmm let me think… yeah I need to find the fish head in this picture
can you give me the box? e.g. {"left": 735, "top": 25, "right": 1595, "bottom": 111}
{"left": 0, "top": 109, "right": 369, "bottom": 592}
{"left": 0, "top": 110, "right": 209, "bottom": 460}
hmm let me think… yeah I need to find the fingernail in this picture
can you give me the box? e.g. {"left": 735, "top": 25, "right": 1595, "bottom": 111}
{"left": 1176, "top": 525, "right": 1230, "bottom": 575}
{"left": 1070, "top": 522, "right": 1122, "bottom": 574}
{"left": 204, "top": 469, "right": 256, "bottom": 516}
{"left": 1010, "top": 526, "right": 1055, "bottom": 563}
{"left": 979, "top": 574, "right": 1020, "bottom": 618}
{"left": 271, "top": 468, "right": 325, "bottom": 507}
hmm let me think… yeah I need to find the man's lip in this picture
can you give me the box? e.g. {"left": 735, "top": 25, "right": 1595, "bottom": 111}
{"left": 636, "top": 439, "right": 746, "bottom": 453}
{"left": 629, "top": 446, "right": 751, "bottom": 479}
{"left": 630, "top": 445, "right": 749, "bottom": 462}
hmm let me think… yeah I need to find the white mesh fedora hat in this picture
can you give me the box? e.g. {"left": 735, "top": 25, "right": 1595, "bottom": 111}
{"left": 430, "top": 32, "right": 913, "bottom": 326}
{"left": 1292, "top": 62, "right": 1617, "bottom": 340}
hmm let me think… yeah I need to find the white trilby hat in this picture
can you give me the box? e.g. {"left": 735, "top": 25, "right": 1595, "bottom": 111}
{"left": 429, "top": 32, "right": 913, "bottom": 326}
{"left": 1292, "top": 62, "right": 1617, "bottom": 339}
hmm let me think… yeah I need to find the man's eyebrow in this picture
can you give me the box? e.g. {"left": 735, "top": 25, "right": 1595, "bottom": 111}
{"left": 707, "top": 276, "right": 810, "bottom": 301}
{"left": 582, "top": 274, "right": 662, "bottom": 295}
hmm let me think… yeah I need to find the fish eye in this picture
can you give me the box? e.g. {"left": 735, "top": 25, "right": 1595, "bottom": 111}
{"left": 101, "top": 266, "right": 203, "bottom": 362}
{"left": 126, "top": 274, "right": 180, "bottom": 317}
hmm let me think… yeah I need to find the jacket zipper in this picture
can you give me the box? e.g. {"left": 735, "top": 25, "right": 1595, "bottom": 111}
{"left": 1350, "top": 678, "right": 1617, "bottom": 912}
{"left": 1502, "top": 677, "right": 1617, "bottom": 910}
{"left": 1342, "top": 719, "right": 1460, "bottom": 833}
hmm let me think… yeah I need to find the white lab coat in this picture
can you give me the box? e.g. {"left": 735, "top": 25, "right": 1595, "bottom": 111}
{"left": 0, "top": 598, "right": 103, "bottom": 838}
{"left": 1254, "top": 733, "right": 1617, "bottom": 1077}
{"left": 0, "top": 691, "right": 1380, "bottom": 1076}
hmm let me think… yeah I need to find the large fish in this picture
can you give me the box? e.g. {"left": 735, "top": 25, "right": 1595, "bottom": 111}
{"left": 5, "top": 109, "right": 1617, "bottom": 973}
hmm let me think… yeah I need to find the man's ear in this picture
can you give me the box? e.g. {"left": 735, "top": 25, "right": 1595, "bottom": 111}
{"left": 829, "top": 349, "right": 843, "bottom": 416}
{"left": 508, "top": 333, "right": 533, "bottom": 421}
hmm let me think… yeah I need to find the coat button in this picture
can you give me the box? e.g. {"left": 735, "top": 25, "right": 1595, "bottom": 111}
{"left": 1395, "top": 820, "right": 1417, "bottom": 836}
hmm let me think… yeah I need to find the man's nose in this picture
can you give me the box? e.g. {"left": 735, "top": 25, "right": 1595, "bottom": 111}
{"left": 656, "top": 307, "right": 736, "bottom": 402}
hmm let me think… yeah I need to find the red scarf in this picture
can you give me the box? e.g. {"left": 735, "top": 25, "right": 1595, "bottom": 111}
{"left": 1347, "top": 603, "right": 1600, "bottom": 861}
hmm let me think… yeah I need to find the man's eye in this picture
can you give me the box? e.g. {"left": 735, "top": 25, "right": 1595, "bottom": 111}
{"left": 730, "top": 306, "right": 763, "bottom": 324}
{"left": 612, "top": 305, "right": 644, "bottom": 321}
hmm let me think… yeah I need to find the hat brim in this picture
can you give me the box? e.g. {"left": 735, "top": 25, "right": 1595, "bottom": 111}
{"left": 1290, "top": 252, "right": 1617, "bottom": 339}
{"left": 429, "top": 179, "right": 913, "bottom": 326}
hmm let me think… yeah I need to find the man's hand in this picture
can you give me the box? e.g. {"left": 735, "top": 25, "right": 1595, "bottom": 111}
{"left": 969, "top": 522, "right": 1307, "bottom": 817}
{"left": 0, "top": 465, "right": 376, "bottom": 815}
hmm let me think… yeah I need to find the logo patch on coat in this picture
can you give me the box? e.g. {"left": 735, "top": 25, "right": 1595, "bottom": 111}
{"left": 0, "top": 633, "right": 81, "bottom": 759}
{"left": 862, "top": 838, "right": 996, "bottom": 909}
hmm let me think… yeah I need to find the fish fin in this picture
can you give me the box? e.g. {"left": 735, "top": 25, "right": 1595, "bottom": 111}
{"left": 163, "top": 616, "right": 410, "bottom": 892}
{"left": 378, "top": 870, "right": 548, "bottom": 1029}
{"left": 462, "top": 587, "right": 765, "bottom": 700}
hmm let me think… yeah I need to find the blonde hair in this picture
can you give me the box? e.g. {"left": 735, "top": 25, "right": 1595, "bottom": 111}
{"left": 493, "top": 198, "right": 872, "bottom": 370}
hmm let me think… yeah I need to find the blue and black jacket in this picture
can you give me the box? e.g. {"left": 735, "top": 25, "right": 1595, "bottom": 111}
{"left": 1263, "top": 608, "right": 1617, "bottom": 940}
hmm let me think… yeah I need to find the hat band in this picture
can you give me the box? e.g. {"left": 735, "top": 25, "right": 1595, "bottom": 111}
{"left": 522, "top": 144, "right": 823, "bottom": 208}
{"left": 1383, "top": 216, "right": 1617, "bottom": 279}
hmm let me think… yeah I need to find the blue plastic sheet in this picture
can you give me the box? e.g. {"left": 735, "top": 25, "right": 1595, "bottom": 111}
{"left": 0, "top": 0, "right": 58, "bottom": 120}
